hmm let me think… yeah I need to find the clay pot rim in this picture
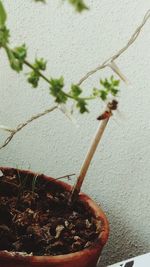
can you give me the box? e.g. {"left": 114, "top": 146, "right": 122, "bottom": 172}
{"left": 0, "top": 167, "right": 109, "bottom": 263}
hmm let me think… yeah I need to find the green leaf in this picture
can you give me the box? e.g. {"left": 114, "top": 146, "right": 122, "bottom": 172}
{"left": 5, "top": 45, "right": 27, "bottom": 72}
{"left": 92, "top": 88, "right": 99, "bottom": 97}
{"left": 28, "top": 71, "right": 39, "bottom": 88}
{"left": 76, "top": 99, "right": 89, "bottom": 113}
{"left": 50, "top": 77, "right": 67, "bottom": 103}
{"left": 68, "top": 0, "right": 88, "bottom": 12}
{"left": 34, "top": 58, "right": 47, "bottom": 71}
{"left": 110, "top": 88, "right": 119, "bottom": 96}
{"left": 50, "top": 76, "right": 64, "bottom": 88}
{"left": 99, "top": 76, "right": 120, "bottom": 100}
{"left": 113, "top": 80, "right": 120, "bottom": 86}
{"left": 13, "top": 44, "right": 27, "bottom": 62}
{"left": 26, "top": 57, "right": 46, "bottom": 87}
{"left": 101, "top": 78, "right": 111, "bottom": 90}
{"left": 70, "top": 84, "right": 82, "bottom": 98}
{"left": 92, "top": 87, "right": 108, "bottom": 100}
{"left": 111, "top": 75, "right": 120, "bottom": 86}
{"left": 0, "top": 1, "right": 7, "bottom": 27}
{"left": 100, "top": 90, "right": 108, "bottom": 101}
{"left": 5, "top": 47, "right": 24, "bottom": 72}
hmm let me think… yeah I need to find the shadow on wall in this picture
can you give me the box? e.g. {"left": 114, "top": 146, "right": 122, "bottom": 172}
{"left": 98, "top": 209, "right": 149, "bottom": 267}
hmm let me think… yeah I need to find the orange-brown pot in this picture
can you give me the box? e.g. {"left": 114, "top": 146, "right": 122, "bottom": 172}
{"left": 0, "top": 167, "right": 109, "bottom": 267}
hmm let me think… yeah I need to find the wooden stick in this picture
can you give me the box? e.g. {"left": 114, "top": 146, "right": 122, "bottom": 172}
{"left": 70, "top": 100, "right": 118, "bottom": 202}
{"left": 70, "top": 116, "right": 110, "bottom": 201}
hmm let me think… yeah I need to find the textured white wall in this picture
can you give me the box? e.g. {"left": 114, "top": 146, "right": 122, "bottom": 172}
{"left": 0, "top": 1, "right": 150, "bottom": 266}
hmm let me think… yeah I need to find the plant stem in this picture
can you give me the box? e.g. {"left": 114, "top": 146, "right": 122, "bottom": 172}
{"left": 24, "top": 60, "right": 95, "bottom": 102}
{"left": 55, "top": 173, "right": 76, "bottom": 180}
{"left": 24, "top": 60, "right": 50, "bottom": 83}
{"left": 0, "top": 105, "right": 58, "bottom": 150}
{"left": 64, "top": 92, "right": 95, "bottom": 101}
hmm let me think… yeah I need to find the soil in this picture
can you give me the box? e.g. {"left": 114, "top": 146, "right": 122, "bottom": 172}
{"left": 0, "top": 171, "right": 101, "bottom": 256}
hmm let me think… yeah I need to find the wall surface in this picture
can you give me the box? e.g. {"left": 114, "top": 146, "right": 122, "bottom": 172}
{"left": 0, "top": 1, "right": 150, "bottom": 266}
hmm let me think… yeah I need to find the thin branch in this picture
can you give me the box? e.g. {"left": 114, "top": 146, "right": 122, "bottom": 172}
{"left": 0, "top": 125, "right": 15, "bottom": 133}
{"left": 77, "top": 9, "right": 150, "bottom": 86}
{"left": 24, "top": 60, "right": 50, "bottom": 84}
{"left": 56, "top": 173, "right": 76, "bottom": 180}
{"left": 24, "top": 60, "right": 94, "bottom": 102}
{"left": 0, "top": 105, "right": 58, "bottom": 150}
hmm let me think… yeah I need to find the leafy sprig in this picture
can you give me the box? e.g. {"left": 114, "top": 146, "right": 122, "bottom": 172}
{"left": 50, "top": 77, "right": 67, "bottom": 104}
{"left": 5, "top": 44, "right": 27, "bottom": 72}
{"left": 93, "top": 76, "right": 120, "bottom": 101}
{"left": 0, "top": 0, "right": 120, "bottom": 114}
{"left": 27, "top": 58, "right": 47, "bottom": 88}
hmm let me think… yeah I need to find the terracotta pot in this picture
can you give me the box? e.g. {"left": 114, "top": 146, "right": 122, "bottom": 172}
{"left": 0, "top": 167, "right": 109, "bottom": 267}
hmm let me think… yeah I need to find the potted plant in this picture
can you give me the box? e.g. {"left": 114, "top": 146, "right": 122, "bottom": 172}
{"left": 0, "top": 1, "right": 149, "bottom": 266}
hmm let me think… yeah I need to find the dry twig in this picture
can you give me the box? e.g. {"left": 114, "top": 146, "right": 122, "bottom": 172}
{"left": 0, "top": 105, "right": 58, "bottom": 149}
{"left": 77, "top": 9, "right": 150, "bottom": 85}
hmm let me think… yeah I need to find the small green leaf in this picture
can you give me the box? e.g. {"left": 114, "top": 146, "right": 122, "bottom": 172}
{"left": 71, "top": 84, "right": 82, "bottom": 98}
{"left": 110, "top": 88, "right": 119, "bottom": 96}
{"left": 92, "top": 88, "right": 99, "bottom": 97}
{"left": 68, "top": 0, "right": 88, "bottom": 12}
{"left": 100, "top": 90, "right": 108, "bottom": 101}
{"left": 101, "top": 78, "right": 111, "bottom": 90}
{"left": 50, "top": 77, "right": 67, "bottom": 103}
{"left": 13, "top": 44, "right": 27, "bottom": 62}
{"left": 28, "top": 71, "right": 39, "bottom": 88}
{"left": 113, "top": 80, "right": 120, "bottom": 86}
{"left": 0, "top": 1, "right": 7, "bottom": 27}
{"left": 34, "top": 58, "right": 47, "bottom": 71}
{"left": 76, "top": 99, "right": 89, "bottom": 113}
{"left": 27, "top": 57, "right": 46, "bottom": 87}
{"left": 110, "top": 75, "right": 120, "bottom": 86}
{"left": 5, "top": 45, "right": 27, "bottom": 72}
{"left": 50, "top": 76, "right": 64, "bottom": 88}
{"left": 6, "top": 47, "right": 24, "bottom": 72}
{"left": 99, "top": 76, "right": 120, "bottom": 100}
